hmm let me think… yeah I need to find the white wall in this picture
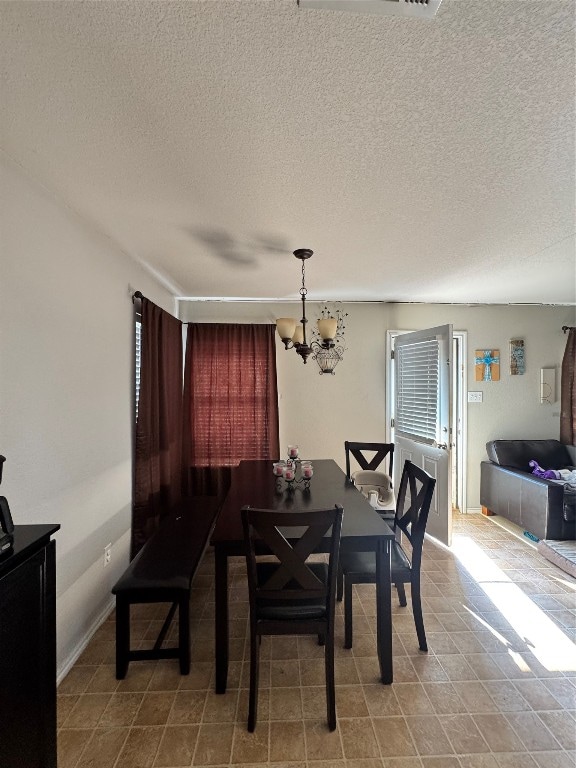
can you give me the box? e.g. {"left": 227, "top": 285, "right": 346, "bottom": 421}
{"left": 0, "top": 156, "right": 175, "bottom": 678}
{"left": 180, "top": 300, "right": 576, "bottom": 511}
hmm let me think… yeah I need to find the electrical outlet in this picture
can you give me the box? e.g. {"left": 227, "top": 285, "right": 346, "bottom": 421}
{"left": 104, "top": 543, "right": 112, "bottom": 567}
{"left": 468, "top": 391, "right": 483, "bottom": 403}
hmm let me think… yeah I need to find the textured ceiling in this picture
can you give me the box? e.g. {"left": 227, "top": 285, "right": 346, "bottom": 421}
{"left": 1, "top": 0, "right": 574, "bottom": 304}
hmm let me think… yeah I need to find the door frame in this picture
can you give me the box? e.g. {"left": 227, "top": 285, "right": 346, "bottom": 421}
{"left": 385, "top": 329, "right": 468, "bottom": 516}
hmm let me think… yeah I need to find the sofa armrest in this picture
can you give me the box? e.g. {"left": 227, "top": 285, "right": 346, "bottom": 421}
{"left": 480, "top": 461, "right": 573, "bottom": 540}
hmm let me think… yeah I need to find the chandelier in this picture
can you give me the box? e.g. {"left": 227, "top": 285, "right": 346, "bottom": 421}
{"left": 275, "top": 249, "right": 345, "bottom": 375}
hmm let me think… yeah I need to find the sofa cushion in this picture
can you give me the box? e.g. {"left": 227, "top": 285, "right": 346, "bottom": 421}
{"left": 486, "top": 440, "right": 573, "bottom": 473}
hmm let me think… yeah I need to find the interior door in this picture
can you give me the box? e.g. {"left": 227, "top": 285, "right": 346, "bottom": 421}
{"left": 394, "top": 325, "right": 453, "bottom": 547}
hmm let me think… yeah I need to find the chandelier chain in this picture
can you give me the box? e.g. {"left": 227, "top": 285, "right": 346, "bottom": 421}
{"left": 300, "top": 258, "right": 307, "bottom": 298}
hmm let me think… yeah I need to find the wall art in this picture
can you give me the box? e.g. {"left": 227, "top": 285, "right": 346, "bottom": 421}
{"left": 475, "top": 349, "right": 500, "bottom": 381}
{"left": 509, "top": 338, "right": 525, "bottom": 375}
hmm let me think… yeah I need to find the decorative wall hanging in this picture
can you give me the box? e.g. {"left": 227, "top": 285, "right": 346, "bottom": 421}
{"left": 509, "top": 339, "right": 525, "bottom": 375}
{"left": 475, "top": 349, "right": 500, "bottom": 381}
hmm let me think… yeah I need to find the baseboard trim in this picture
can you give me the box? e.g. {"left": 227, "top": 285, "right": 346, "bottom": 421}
{"left": 57, "top": 597, "right": 115, "bottom": 686}
{"left": 466, "top": 507, "right": 482, "bottom": 514}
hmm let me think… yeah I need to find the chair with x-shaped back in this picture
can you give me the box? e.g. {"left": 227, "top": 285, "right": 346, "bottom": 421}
{"left": 339, "top": 460, "right": 435, "bottom": 652}
{"left": 345, "top": 441, "right": 395, "bottom": 511}
{"left": 241, "top": 505, "right": 343, "bottom": 732}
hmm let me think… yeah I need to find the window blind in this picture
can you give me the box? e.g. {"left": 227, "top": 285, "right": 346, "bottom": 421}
{"left": 395, "top": 338, "right": 440, "bottom": 445}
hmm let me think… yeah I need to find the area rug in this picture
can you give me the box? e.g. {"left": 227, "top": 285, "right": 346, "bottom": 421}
{"left": 537, "top": 539, "right": 576, "bottom": 579}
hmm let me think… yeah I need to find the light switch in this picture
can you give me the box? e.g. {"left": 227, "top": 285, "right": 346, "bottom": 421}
{"left": 468, "top": 391, "right": 483, "bottom": 403}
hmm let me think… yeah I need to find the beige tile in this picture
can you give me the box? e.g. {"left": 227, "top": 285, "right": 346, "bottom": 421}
{"left": 452, "top": 680, "right": 499, "bottom": 713}
{"left": 116, "top": 663, "right": 157, "bottom": 692}
{"left": 154, "top": 724, "right": 199, "bottom": 766}
{"left": 542, "top": 677, "right": 576, "bottom": 709}
{"left": 59, "top": 666, "right": 97, "bottom": 695}
{"left": 494, "top": 753, "right": 540, "bottom": 768}
{"left": 440, "top": 713, "right": 490, "bottom": 753}
{"left": 190, "top": 722, "right": 233, "bottom": 764}
{"left": 422, "top": 682, "right": 463, "bottom": 715}
{"left": 513, "top": 679, "right": 563, "bottom": 710}
{"left": 116, "top": 726, "right": 164, "bottom": 767}
{"left": 229, "top": 723, "right": 269, "bottom": 763}
{"left": 405, "top": 714, "right": 453, "bottom": 756}
{"left": 335, "top": 657, "right": 361, "bottom": 685}
{"left": 168, "top": 690, "right": 207, "bottom": 724}
{"left": 85, "top": 664, "right": 120, "bottom": 693}
{"left": 532, "top": 751, "right": 576, "bottom": 768}
{"left": 505, "top": 711, "right": 563, "bottom": 751}
{"left": 270, "top": 720, "right": 306, "bottom": 761}
{"left": 270, "top": 658, "right": 301, "bottom": 687}
{"left": 457, "top": 756, "right": 500, "bottom": 768}
{"left": 372, "top": 716, "right": 416, "bottom": 757}
{"left": 483, "top": 679, "right": 531, "bottom": 712}
{"left": 363, "top": 683, "right": 399, "bottom": 716}
{"left": 421, "top": 758, "right": 461, "bottom": 768}
{"left": 135, "top": 692, "right": 176, "bottom": 726}
{"left": 339, "top": 717, "right": 380, "bottom": 759}
{"left": 66, "top": 693, "right": 112, "bottom": 728}
{"left": 57, "top": 728, "right": 92, "bottom": 768}
{"left": 335, "top": 684, "right": 369, "bottom": 718}
{"left": 304, "top": 719, "right": 344, "bottom": 760}
{"left": 148, "top": 663, "right": 184, "bottom": 691}
{"left": 269, "top": 686, "right": 303, "bottom": 720}
{"left": 202, "top": 688, "right": 237, "bottom": 722}
{"left": 178, "top": 661, "right": 213, "bottom": 690}
{"left": 394, "top": 682, "right": 431, "bottom": 715}
{"left": 533, "top": 710, "right": 575, "bottom": 750}
{"left": 302, "top": 685, "right": 328, "bottom": 719}
{"left": 99, "top": 692, "right": 143, "bottom": 727}
{"left": 474, "top": 713, "right": 525, "bottom": 752}
{"left": 77, "top": 727, "right": 129, "bottom": 768}
{"left": 57, "top": 695, "right": 79, "bottom": 726}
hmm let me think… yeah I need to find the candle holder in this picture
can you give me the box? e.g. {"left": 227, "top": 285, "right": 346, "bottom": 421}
{"left": 273, "top": 451, "right": 313, "bottom": 492}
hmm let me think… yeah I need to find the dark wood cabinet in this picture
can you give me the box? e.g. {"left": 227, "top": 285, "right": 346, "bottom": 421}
{"left": 0, "top": 524, "right": 60, "bottom": 768}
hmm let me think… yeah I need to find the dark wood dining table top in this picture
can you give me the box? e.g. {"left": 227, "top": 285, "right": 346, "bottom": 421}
{"left": 211, "top": 458, "right": 394, "bottom": 553}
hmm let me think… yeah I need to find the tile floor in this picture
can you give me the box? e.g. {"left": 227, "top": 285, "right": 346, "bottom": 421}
{"left": 57, "top": 513, "right": 576, "bottom": 767}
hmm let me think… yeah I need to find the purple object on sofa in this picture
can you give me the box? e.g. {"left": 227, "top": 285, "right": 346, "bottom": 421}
{"left": 480, "top": 439, "right": 576, "bottom": 541}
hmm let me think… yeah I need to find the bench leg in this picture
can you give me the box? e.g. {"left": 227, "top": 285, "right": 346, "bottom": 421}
{"left": 178, "top": 594, "right": 191, "bottom": 675}
{"left": 115, "top": 598, "right": 130, "bottom": 680}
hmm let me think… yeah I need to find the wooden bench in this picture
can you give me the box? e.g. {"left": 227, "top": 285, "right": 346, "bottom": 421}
{"left": 111, "top": 500, "right": 219, "bottom": 679}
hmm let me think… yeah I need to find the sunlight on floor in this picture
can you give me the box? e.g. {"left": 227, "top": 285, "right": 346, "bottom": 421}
{"left": 452, "top": 534, "right": 576, "bottom": 672}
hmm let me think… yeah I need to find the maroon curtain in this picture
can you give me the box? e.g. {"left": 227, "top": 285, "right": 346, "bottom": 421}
{"left": 183, "top": 323, "right": 280, "bottom": 496}
{"left": 560, "top": 328, "right": 576, "bottom": 445}
{"left": 132, "top": 298, "right": 184, "bottom": 557}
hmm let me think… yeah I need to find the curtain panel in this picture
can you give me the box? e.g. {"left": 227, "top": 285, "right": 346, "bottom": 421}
{"left": 132, "top": 298, "right": 184, "bottom": 557}
{"left": 560, "top": 328, "right": 576, "bottom": 445}
{"left": 183, "top": 323, "right": 280, "bottom": 496}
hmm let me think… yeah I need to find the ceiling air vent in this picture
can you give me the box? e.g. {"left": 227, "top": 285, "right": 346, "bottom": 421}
{"left": 298, "top": 0, "right": 443, "bottom": 19}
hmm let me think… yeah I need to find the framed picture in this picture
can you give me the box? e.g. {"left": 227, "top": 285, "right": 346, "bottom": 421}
{"left": 509, "top": 339, "right": 525, "bottom": 375}
{"left": 475, "top": 349, "right": 500, "bottom": 381}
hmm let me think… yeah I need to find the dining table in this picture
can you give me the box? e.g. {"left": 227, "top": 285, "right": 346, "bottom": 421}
{"left": 210, "top": 458, "right": 396, "bottom": 693}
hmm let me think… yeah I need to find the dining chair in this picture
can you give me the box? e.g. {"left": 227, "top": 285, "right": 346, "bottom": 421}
{"left": 339, "top": 460, "right": 435, "bottom": 652}
{"left": 345, "top": 441, "right": 395, "bottom": 510}
{"left": 241, "top": 504, "right": 343, "bottom": 732}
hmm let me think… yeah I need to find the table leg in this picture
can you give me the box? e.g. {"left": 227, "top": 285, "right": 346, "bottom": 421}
{"left": 215, "top": 546, "right": 229, "bottom": 694}
{"left": 376, "top": 539, "right": 393, "bottom": 684}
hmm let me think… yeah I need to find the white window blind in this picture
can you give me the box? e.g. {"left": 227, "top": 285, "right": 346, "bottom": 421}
{"left": 395, "top": 338, "right": 440, "bottom": 445}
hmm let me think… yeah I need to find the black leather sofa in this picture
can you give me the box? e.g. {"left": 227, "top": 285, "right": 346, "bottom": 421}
{"left": 480, "top": 439, "right": 576, "bottom": 541}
